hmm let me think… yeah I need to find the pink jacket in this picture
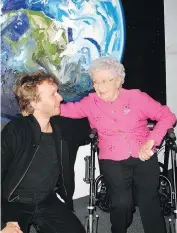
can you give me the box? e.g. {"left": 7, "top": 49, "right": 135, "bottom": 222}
{"left": 60, "top": 88, "right": 176, "bottom": 161}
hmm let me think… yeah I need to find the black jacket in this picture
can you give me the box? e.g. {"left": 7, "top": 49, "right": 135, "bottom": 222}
{"left": 1, "top": 114, "right": 90, "bottom": 207}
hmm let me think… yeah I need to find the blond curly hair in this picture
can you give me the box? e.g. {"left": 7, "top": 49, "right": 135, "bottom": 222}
{"left": 13, "top": 70, "right": 59, "bottom": 114}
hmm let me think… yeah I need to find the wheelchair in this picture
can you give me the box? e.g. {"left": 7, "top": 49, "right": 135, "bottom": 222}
{"left": 84, "top": 127, "right": 177, "bottom": 233}
{"left": 158, "top": 128, "right": 177, "bottom": 233}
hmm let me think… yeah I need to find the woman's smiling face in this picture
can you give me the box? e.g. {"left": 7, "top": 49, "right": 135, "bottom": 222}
{"left": 92, "top": 69, "right": 121, "bottom": 102}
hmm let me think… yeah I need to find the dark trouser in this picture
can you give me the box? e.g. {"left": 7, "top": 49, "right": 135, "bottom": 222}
{"left": 2, "top": 193, "right": 85, "bottom": 233}
{"left": 99, "top": 155, "right": 167, "bottom": 233}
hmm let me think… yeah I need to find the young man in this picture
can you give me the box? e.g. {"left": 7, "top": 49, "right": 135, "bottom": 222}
{"left": 1, "top": 71, "right": 90, "bottom": 233}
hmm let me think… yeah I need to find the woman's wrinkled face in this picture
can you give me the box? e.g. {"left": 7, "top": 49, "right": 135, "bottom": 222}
{"left": 92, "top": 69, "right": 121, "bottom": 102}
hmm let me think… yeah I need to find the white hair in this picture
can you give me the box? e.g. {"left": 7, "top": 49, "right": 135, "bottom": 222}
{"left": 88, "top": 56, "right": 125, "bottom": 85}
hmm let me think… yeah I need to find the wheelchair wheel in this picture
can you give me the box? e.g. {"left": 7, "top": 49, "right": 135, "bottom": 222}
{"left": 159, "top": 162, "right": 173, "bottom": 216}
{"left": 166, "top": 218, "right": 176, "bottom": 233}
{"left": 95, "top": 175, "right": 111, "bottom": 212}
{"left": 94, "top": 163, "right": 173, "bottom": 215}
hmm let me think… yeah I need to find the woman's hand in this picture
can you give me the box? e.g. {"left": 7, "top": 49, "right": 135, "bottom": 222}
{"left": 139, "top": 140, "right": 155, "bottom": 161}
{"left": 1, "top": 222, "right": 23, "bottom": 233}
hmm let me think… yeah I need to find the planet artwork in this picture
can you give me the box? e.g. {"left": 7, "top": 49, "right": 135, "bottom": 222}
{"left": 1, "top": 0, "right": 125, "bottom": 120}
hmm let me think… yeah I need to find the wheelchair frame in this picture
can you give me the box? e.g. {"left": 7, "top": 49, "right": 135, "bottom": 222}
{"left": 84, "top": 129, "right": 99, "bottom": 233}
{"left": 159, "top": 129, "right": 177, "bottom": 233}
{"left": 84, "top": 128, "right": 177, "bottom": 233}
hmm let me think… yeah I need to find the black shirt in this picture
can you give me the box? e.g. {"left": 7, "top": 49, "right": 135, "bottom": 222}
{"left": 14, "top": 132, "right": 59, "bottom": 204}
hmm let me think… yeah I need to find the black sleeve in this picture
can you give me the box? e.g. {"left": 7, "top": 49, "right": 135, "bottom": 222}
{"left": 1, "top": 219, "right": 6, "bottom": 229}
{"left": 1, "top": 122, "right": 17, "bottom": 182}
{"left": 70, "top": 117, "right": 91, "bottom": 146}
{"left": 53, "top": 116, "right": 91, "bottom": 146}
{"left": 53, "top": 116, "right": 91, "bottom": 199}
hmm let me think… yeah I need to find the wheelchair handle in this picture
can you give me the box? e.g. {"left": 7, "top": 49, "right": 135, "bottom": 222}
{"left": 89, "top": 128, "right": 98, "bottom": 139}
{"left": 84, "top": 156, "right": 90, "bottom": 184}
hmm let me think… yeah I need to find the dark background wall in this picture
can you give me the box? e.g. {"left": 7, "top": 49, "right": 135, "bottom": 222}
{"left": 122, "top": 0, "right": 166, "bottom": 104}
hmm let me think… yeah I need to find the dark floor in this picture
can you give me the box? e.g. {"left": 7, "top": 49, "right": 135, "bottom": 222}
{"left": 30, "top": 196, "right": 175, "bottom": 233}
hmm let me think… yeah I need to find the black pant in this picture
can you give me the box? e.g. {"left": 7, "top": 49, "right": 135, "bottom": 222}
{"left": 100, "top": 155, "right": 167, "bottom": 233}
{"left": 2, "top": 193, "right": 85, "bottom": 233}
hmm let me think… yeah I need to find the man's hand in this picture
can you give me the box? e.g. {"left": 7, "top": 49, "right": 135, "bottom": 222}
{"left": 139, "top": 140, "right": 155, "bottom": 161}
{"left": 1, "top": 222, "right": 23, "bottom": 233}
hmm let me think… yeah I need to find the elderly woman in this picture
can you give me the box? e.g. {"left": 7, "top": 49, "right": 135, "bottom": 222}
{"left": 60, "top": 56, "right": 176, "bottom": 233}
